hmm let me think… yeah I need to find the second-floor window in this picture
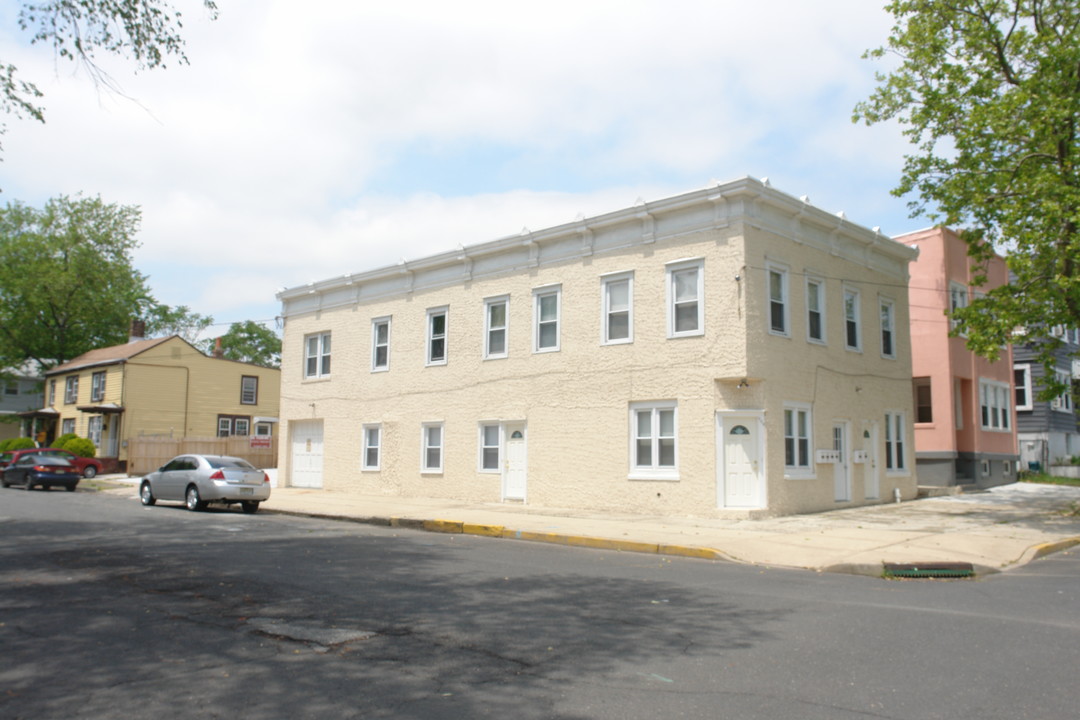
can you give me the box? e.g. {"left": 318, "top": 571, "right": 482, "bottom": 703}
{"left": 64, "top": 376, "right": 79, "bottom": 404}
{"left": 427, "top": 308, "right": 448, "bottom": 365}
{"left": 602, "top": 272, "right": 633, "bottom": 345}
{"left": 304, "top": 332, "right": 331, "bottom": 379}
{"left": 949, "top": 282, "right": 968, "bottom": 333}
{"left": 667, "top": 260, "right": 703, "bottom": 337}
{"left": 241, "top": 376, "right": 258, "bottom": 405}
{"left": 1051, "top": 370, "right": 1073, "bottom": 412}
{"left": 1014, "top": 365, "right": 1032, "bottom": 411}
{"left": 534, "top": 286, "right": 561, "bottom": 352}
{"left": 844, "top": 288, "right": 861, "bottom": 351}
{"left": 768, "top": 264, "right": 788, "bottom": 336}
{"left": 90, "top": 371, "right": 106, "bottom": 402}
{"left": 806, "top": 277, "right": 825, "bottom": 343}
{"left": 372, "top": 317, "right": 390, "bottom": 371}
{"left": 880, "top": 298, "right": 896, "bottom": 359}
{"left": 485, "top": 297, "right": 508, "bottom": 359}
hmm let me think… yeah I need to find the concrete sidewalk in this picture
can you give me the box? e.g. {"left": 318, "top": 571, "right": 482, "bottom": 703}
{"left": 104, "top": 478, "right": 1080, "bottom": 577}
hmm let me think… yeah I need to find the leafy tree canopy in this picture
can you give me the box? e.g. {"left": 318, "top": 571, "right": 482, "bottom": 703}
{"left": 0, "top": 194, "right": 211, "bottom": 372}
{"left": 2, "top": 1, "right": 218, "bottom": 150}
{"left": 855, "top": 0, "right": 1080, "bottom": 394}
{"left": 205, "top": 320, "right": 281, "bottom": 368}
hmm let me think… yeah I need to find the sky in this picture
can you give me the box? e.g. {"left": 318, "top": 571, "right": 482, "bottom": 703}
{"left": 0, "top": 0, "right": 923, "bottom": 339}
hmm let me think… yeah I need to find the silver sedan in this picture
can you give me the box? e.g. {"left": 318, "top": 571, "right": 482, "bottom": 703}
{"left": 139, "top": 454, "right": 271, "bottom": 513}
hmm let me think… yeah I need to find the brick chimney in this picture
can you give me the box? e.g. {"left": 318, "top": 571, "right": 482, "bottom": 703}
{"left": 128, "top": 319, "right": 146, "bottom": 343}
{"left": 213, "top": 337, "right": 224, "bottom": 358}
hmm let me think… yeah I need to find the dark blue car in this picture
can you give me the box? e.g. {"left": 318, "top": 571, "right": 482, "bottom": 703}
{"left": 1, "top": 454, "right": 81, "bottom": 491}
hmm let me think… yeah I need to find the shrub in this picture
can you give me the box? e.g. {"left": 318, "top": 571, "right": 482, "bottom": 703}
{"left": 6, "top": 437, "right": 37, "bottom": 451}
{"left": 0, "top": 438, "right": 12, "bottom": 452}
{"left": 52, "top": 433, "right": 78, "bottom": 450}
{"left": 63, "top": 437, "right": 97, "bottom": 458}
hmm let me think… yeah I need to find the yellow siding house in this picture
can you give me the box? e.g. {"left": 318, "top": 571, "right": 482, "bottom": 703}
{"left": 42, "top": 335, "right": 280, "bottom": 470}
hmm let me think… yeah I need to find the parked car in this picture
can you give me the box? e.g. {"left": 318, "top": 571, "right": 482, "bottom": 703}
{"left": 1, "top": 454, "right": 81, "bottom": 491}
{"left": 139, "top": 454, "right": 270, "bottom": 513}
{"left": 0, "top": 447, "right": 104, "bottom": 478}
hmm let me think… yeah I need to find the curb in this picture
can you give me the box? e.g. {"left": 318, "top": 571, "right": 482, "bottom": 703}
{"left": 1018, "top": 536, "right": 1080, "bottom": 565}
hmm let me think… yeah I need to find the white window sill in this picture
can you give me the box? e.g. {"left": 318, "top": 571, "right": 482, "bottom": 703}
{"left": 628, "top": 471, "right": 680, "bottom": 482}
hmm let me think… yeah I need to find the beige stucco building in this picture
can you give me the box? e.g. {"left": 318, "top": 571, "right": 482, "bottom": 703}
{"left": 40, "top": 336, "right": 281, "bottom": 470}
{"left": 276, "top": 177, "right": 918, "bottom": 516}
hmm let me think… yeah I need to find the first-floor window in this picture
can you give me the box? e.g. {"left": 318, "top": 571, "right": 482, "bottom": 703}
{"left": 980, "top": 379, "right": 1011, "bottom": 430}
{"left": 422, "top": 423, "right": 444, "bottom": 473}
{"left": 630, "top": 402, "right": 677, "bottom": 478}
{"left": 255, "top": 422, "right": 273, "bottom": 437}
{"left": 885, "top": 412, "right": 906, "bottom": 471}
{"left": 363, "top": 425, "right": 381, "bottom": 470}
{"left": 480, "top": 424, "right": 500, "bottom": 471}
{"left": 61, "top": 418, "right": 75, "bottom": 435}
{"left": 784, "top": 405, "right": 812, "bottom": 471}
{"left": 87, "top": 416, "right": 103, "bottom": 447}
{"left": 217, "top": 415, "right": 252, "bottom": 437}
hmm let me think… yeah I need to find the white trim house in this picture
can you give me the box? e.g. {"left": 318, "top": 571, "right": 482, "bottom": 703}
{"left": 276, "top": 177, "right": 917, "bottom": 516}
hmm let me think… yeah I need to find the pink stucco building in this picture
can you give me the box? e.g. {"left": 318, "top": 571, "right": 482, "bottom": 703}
{"left": 896, "top": 227, "right": 1018, "bottom": 488}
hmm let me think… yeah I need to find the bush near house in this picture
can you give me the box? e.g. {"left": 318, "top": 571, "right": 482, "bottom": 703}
{"left": 52, "top": 433, "right": 78, "bottom": 450}
{"left": 2, "top": 437, "right": 36, "bottom": 451}
{"left": 63, "top": 437, "right": 97, "bottom": 458}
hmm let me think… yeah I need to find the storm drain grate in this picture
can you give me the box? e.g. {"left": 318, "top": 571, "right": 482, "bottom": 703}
{"left": 883, "top": 562, "right": 975, "bottom": 579}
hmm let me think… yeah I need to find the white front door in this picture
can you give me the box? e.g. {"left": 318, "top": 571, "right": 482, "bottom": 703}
{"left": 720, "top": 414, "right": 763, "bottom": 508}
{"left": 503, "top": 423, "right": 527, "bottom": 500}
{"left": 863, "top": 426, "right": 879, "bottom": 499}
{"left": 833, "top": 422, "right": 850, "bottom": 502}
{"left": 290, "top": 420, "right": 324, "bottom": 488}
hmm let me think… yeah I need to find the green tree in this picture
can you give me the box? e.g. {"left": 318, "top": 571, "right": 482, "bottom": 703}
{"left": 855, "top": 0, "right": 1080, "bottom": 392}
{"left": 0, "top": 194, "right": 199, "bottom": 372}
{"left": 2, "top": 1, "right": 218, "bottom": 150}
{"left": 206, "top": 320, "right": 281, "bottom": 368}
{"left": 145, "top": 302, "right": 213, "bottom": 343}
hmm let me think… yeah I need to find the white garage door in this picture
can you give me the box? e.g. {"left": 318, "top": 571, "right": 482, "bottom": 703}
{"left": 290, "top": 420, "right": 324, "bottom": 488}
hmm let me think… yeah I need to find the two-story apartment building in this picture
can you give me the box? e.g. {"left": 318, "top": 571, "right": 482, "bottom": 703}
{"left": 1013, "top": 328, "right": 1080, "bottom": 470}
{"left": 43, "top": 335, "right": 281, "bottom": 469}
{"left": 896, "top": 227, "right": 1018, "bottom": 488}
{"left": 276, "top": 178, "right": 917, "bottom": 517}
{"left": 1, "top": 362, "right": 44, "bottom": 442}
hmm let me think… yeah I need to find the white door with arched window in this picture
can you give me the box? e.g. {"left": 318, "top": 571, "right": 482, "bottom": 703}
{"left": 718, "top": 412, "right": 764, "bottom": 508}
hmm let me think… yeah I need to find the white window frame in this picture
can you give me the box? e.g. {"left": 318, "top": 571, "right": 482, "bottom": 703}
{"left": 90, "top": 371, "right": 107, "bottom": 403}
{"left": 601, "top": 271, "right": 634, "bottom": 345}
{"left": 666, "top": 258, "right": 704, "bottom": 338}
{"left": 884, "top": 411, "right": 907, "bottom": 473}
{"left": 484, "top": 296, "right": 509, "bottom": 360}
{"left": 783, "top": 403, "right": 814, "bottom": 476}
{"left": 362, "top": 424, "right": 381, "bottom": 471}
{"left": 843, "top": 287, "right": 861, "bottom": 352}
{"left": 371, "top": 317, "right": 391, "bottom": 372}
{"left": 1014, "top": 364, "right": 1032, "bottom": 411}
{"left": 240, "top": 375, "right": 258, "bottom": 405}
{"left": 304, "top": 331, "right": 331, "bottom": 379}
{"left": 87, "top": 416, "right": 103, "bottom": 447}
{"left": 949, "top": 282, "right": 969, "bottom": 334}
{"left": 478, "top": 423, "right": 502, "bottom": 473}
{"left": 421, "top": 422, "right": 444, "bottom": 473}
{"left": 61, "top": 418, "right": 75, "bottom": 435}
{"left": 880, "top": 297, "right": 896, "bottom": 359}
{"left": 64, "top": 375, "right": 78, "bottom": 404}
{"left": 767, "top": 262, "right": 789, "bottom": 337}
{"left": 235, "top": 418, "right": 250, "bottom": 436}
{"left": 533, "top": 285, "right": 561, "bottom": 353}
{"left": 255, "top": 422, "right": 273, "bottom": 437}
{"left": 979, "top": 379, "right": 1011, "bottom": 431}
{"left": 805, "top": 275, "right": 826, "bottom": 345}
{"left": 628, "top": 401, "right": 678, "bottom": 480}
{"left": 1051, "top": 369, "right": 1073, "bottom": 412}
{"left": 426, "top": 307, "right": 448, "bottom": 366}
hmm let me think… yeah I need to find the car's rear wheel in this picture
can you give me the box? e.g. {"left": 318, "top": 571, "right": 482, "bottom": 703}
{"left": 140, "top": 482, "right": 156, "bottom": 506}
{"left": 185, "top": 485, "right": 206, "bottom": 511}
{"left": 241, "top": 501, "right": 260, "bottom": 514}
{"left": 83, "top": 466, "right": 97, "bottom": 479}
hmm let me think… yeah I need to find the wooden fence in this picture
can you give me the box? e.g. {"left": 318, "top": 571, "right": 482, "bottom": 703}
{"left": 127, "top": 435, "right": 278, "bottom": 476}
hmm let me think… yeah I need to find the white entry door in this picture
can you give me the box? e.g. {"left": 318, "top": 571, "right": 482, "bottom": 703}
{"left": 503, "top": 423, "right": 527, "bottom": 501}
{"left": 290, "top": 420, "right": 324, "bottom": 488}
{"left": 720, "top": 414, "right": 763, "bottom": 508}
{"left": 833, "top": 422, "right": 850, "bottom": 502}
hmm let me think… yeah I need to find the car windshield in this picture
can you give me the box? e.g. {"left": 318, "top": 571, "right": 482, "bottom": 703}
{"left": 206, "top": 457, "right": 256, "bottom": 470}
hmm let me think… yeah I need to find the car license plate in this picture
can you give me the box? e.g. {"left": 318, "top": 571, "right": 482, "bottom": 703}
{"left": 240, "top": 488, "right": 253, "bottom": 495}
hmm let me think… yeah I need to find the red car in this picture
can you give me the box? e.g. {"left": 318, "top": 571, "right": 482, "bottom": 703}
{"left": 0, "top": 447, "right": 105, "bottom": 478}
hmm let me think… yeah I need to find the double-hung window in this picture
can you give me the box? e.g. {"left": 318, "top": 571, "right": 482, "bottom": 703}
{"left": 87, "top": 416, "right": 103, "bottom": 447}
{"left": 885, "top": 412, "right": 906, "bottom": 471}
{"left": 913, "top": 377, "right": 933, "bottom": 423}
{"left": 949, "top": 282, "right": 969, "bottom": 333}
{"left": 304, "top": 332, "right": 331, "bottom": 379}
{"left": 667, "top": 259, "right": 704, "bottom": 338}
{"left": 64, "top": 376, "right": 79, "bottom": 404}
{"left": 805, "top": 276, "right": 825, "bottom": 344}
{"left": 979, "top": 379, "right": 1011, "bottom": 430}
{"left": 363, "top": 424, "right": 381, "bottom": 470}
{"left": 422, "top": 423, "right": 444, "bottom": 473}
{"left": 767, "top": 264, "right": 789, "bottom": 336}
{"left": 479, "top": 424, "right": 501, "bottom": 472}
{"left": 485, "top": 297, "right": 509, "bottom": 359}
{"left": 1013, "top": 365, "right": 1032, "bottom": 411}
{"left": 533, "top": 285, "right": 561, "bottom": 352}
{"left": 784, "top": 405, "right": 812, "bottom": 472}
{"left": 629, "top": 401, "right": 677, "bottom": 479}
{"left": 601, "top": 272, "right": 633, "bottom": 345}
{"left": 880, "top": 297, "right": 896, "bottom": 359}
{"left": 61, "top": 418, "right": 75, "bottom": 435}
{"left": 1051, "top": 370, "right": 1073, "bottom": 412}
{"left": 844, "top": 287, "right": 861, "bottom": 351}
{"left": 90, "top": 371, "right": 106, "bottom": 402}
{"left": 372, "top": 317, "right": 391, "bottom": 372}
{"left": 240, "top": 376, "right": 258, "bottom": 405}
{"left": 427, "top": 308, "right": 448, "bottom": 365}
